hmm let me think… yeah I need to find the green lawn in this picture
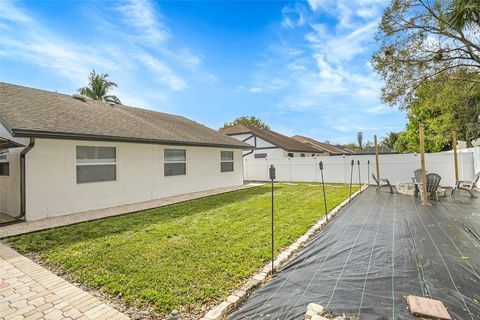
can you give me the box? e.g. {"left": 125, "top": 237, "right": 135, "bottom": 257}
{"left": 6, "top": 183, "right": 358, "bottom": 316}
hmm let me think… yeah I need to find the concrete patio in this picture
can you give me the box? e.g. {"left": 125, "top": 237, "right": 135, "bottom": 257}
{"left": 0, "top": 243, "right": 129, "bottom": 320}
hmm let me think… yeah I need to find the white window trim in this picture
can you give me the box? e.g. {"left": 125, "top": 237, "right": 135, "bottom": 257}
{"left": 220, "top": 151, "right": 234, "bottom": 173}
{"left": 164, "top": 149, "right": 187, "bottom": 177}
{"left": 76, "top": 146, "right": 117, "bottom": 184}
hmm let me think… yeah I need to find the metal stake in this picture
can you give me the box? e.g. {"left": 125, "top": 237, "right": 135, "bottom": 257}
{"left": 367, "top": 160, "right": 370, "bottom": 185}
{"left": 357, "top": 160, "right": 361, "bottom": 187}
{"left": 349, "top": 159, "right": 354, "bottom": 202}
{"left": 269, "top": 164, "right": 276, "bottom": 274}
{"left": 319, "top": 161, "right": 328, "bottom": 222}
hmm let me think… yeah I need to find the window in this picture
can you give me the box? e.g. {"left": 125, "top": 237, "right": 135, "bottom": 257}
{"left": 312, "top": 154, "right": 316, "bottom": 157}
{"left": 254, "top": 153, "right": 267, "bottom": 159}
{"left": 221, "top": 151, "right": 234, "bottom": 172}
{"left": 0, "top": 163, "right": 9, "bottom": 176}
{"left": 165, "top": 149, "right": 186, "bottom": 176}
{"left": 288, "top": 153, "right": 294, "bottom": 158}
{"left": 0, "top": 149, "right": 9, "bottom": 176}
{"left": 300, "top": 153, "right": 305, "bottom": 157}
{"left": 76, "top": 146, "right": 116, "bottom": 184}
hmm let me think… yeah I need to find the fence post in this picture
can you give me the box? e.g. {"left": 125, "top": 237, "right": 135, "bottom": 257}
{"left": 453, "top": 131, "right": 459, "bottom": 183}
{"left": 349, "top": 160, "right": 354, "bottom": 202}
{"left": 374, "top": 135, "right": 380, "bottom": 180}
{"left": 357, "top": 160, "right": 361, "bottom": 187}
{"left": 269, "top": 165, "right": 276, "bottom": 274}
{"left": 319, "top": 161, "right": 328, "bottom": 222}
{"left": 367, "top": 160, "right": 370, "bottom": 185}
{"left": 419, "top": 123, "right": 429, "bottom": 206}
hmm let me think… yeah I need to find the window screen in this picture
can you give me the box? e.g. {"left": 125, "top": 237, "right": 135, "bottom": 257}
{"left": 76, "top": 146, "right": 116, "bottom": 183}
{"left": 0, "top": 163, "right": 9, "bottom": 176}
{"left": 301, "top": 153, "right": 305, "bottom": 157}
{"left": 221, "top": 151, "right": 234, "bottom": 172}
{"left": 288, "top": 153, "right": 294, "bottom": 158}
{"left": 165, "top": 149, "right": 186, "bottom": 176}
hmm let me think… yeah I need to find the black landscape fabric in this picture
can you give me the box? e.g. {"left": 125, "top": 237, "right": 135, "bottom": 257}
{"left": 229, "top": 188, "right": 480, "bottom": 320}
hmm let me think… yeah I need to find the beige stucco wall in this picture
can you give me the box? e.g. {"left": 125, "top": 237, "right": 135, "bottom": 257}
{"left": 0, "top": 149, "right": 21, "bottom": 217}
{"left": 0, "top": 123, "right": 24, "bottom": 218}
{"left": 24, "top": 138, "right": 244, "bottom": 221}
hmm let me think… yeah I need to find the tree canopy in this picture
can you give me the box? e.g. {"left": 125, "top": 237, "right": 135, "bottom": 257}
{"left": 381, "top": 132, "right": 401, "bottom": 150}
{"left": 372, "top": 0, "right": 480, "bottom": 109}
{"left": 78, "top": 70, "right": 122, "bottom": 104}
{"left": 394, "top": 69, "right": 480, "bottom": 152}
{"left": 221, "top": 116, "right": 270, "bottom": 130}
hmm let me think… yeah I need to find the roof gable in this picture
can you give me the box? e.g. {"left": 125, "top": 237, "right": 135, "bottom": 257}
{"left": 222, "top": 125, "right": 320, "bottom": 153}
{"left": 291, "top": 135, "right": 352, "bottom": 154}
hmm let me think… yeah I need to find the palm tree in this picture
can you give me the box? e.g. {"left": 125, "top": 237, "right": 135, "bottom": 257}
{"left": 78, "top": 70, "right": 121, "bottom": 104}
{"left": 446, "top": 0, "right": 480, "bottom": 31}
{"left": 381, "top": 131, "right": 400, "bottom": 150}
{"left": 357, "top": 132, "right": 363, "bottom": 149}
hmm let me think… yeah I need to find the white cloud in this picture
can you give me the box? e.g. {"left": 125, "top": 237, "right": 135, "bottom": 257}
{"left": 0, "top": 0, "right": 213, "bottom": 98}
{"left": 249, "top": 87, "right": 263, "bottom": 93}
{"left": 116, "top": 0, "right": 169, "bottom": 45}
{"left": 138, "top": 54, "right": 187, "bottom": 91}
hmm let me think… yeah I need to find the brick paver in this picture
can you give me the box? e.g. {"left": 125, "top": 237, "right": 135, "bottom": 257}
{"left": 0, "top": 243, "right": 129, "bottom": 320}
{"left": 0, "top": 183, "right": 261, "bottom": 238}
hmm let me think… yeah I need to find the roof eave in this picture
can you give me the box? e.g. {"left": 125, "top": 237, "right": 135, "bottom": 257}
{"left": 12, "top": 129, "right": 253, "bottom": 150}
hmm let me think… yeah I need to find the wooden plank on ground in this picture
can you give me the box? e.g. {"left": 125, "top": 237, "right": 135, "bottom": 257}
{"left": 406, "top": 295, "right": 452, "bottom": 320}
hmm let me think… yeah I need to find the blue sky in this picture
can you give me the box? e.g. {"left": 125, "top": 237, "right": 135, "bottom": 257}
{"left": 0, "top": 0, "right": 406, "bottom": 144}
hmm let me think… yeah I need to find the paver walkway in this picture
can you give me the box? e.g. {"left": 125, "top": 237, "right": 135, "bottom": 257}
{"left": 0, "top": 243, "right": 129, "bottom": 320}
{"left": 0, "top": 183, "right": 262, "bottom": 238}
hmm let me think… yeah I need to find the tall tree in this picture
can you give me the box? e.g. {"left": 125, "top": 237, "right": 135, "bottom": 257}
{"left": 221, "top": 116, "right": 270, "bottom": 130}
{"left": 446, "top": 0, "right": 480, "bottom": 31}
{"left": 396, "top": 69, "right": 480, "bottom": 152}
{"left": 357, "top": 132, "right": 363, "bottom": 149}
{"left": 372, "top": 0, "right": 480, "bottom": 109}
{"left": 78, "top": 70, "right": 122, "bottom": 104}
{"left": 381, "top": 132, "right": 401, "bottom": 150}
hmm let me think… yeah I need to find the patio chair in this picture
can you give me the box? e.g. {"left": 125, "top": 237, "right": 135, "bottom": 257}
{"left": 417, "top": 173, "right": 442, "bottom": 201}
{"left": 412, "top": 169, "right": 426, "bottom": 197}
{"left": 452, "top": 172, "right": 480, "bottom": 198}
{"left": 412, "top": 169, "right": 424, "bottom": 184}
{"left": 372, "top": 174, "right": 394, "bottom": 194}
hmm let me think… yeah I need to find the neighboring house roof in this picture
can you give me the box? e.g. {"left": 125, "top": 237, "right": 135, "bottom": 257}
{"left": 354, "top": 146, "right": 397, "bottom": 154}
{"left": 0, "top": 82, "right": 251, "bottom": 149}
{"left": 221, "top": 124, "right": 320, "bottom": 153}
{"left": 291, "top": 135, "right": 351, "bottom": 155}
{"left": 334, "top": 145, "right": 357, "bottom": 154}
{"left": 0, "top": 137, "right": 24, "bottom": 148}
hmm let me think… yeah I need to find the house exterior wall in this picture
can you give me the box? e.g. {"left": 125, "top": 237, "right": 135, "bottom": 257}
{"left": 0, "top": 123, "right": 24, "bottom": 218}
{"left": 23, "top": 138, "right": 244, "bottom": 221}
{"left": 0, "top": 149, "right": 21, "bottom": 217}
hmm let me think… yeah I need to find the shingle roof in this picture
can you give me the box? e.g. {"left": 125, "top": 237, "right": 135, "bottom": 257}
{"left": 0, "top": 82, "right": 251, "bottom": 149}
{"left": 221, "top": 124, "right": 320, "bottom": 153}
{"left": 291, "top": 135, "right": 351, "bottom": 155}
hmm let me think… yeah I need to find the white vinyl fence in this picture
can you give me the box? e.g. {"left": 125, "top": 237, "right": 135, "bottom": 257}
{"left": 244, "top": 148, "right": 479, "bottom": 187}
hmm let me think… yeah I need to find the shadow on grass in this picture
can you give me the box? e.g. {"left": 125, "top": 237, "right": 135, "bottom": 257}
{"left": 7, "top": 185, "right": 272, "bottom": 251}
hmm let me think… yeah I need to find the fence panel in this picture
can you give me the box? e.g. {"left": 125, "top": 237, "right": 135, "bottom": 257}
{"left": 244, "top": 151, "right": 475, "bottom": 187}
